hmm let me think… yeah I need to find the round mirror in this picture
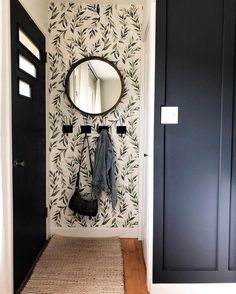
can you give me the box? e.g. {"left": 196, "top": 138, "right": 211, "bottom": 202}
{"left": 65, "top": 57, "right": 124, "bottom": 115}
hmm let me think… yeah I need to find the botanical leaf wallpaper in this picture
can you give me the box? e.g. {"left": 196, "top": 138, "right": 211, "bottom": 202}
{"left": 48, "top": 2, "right": 142, "bottom": 229}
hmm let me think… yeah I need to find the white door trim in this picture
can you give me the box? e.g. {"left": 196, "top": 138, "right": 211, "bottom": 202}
{"left": 138, "top": 42, "right": 145, "bottom": 241}
{"left": 151, "top": 284, "right": 236, "bottom": 294}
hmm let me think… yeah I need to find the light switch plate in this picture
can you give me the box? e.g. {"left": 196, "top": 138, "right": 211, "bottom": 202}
{"left": 161, "top": 106, "right": 178, "bottom": 124}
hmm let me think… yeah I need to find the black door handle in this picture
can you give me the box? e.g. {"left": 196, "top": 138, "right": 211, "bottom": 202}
{"left": 144, "top": 154, "right": 148, "bottom": 157}
{"left": 13, "top": 160, "right": 26, "bottom": 167}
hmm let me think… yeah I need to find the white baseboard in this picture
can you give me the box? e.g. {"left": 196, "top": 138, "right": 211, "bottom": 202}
{"left": 151, "top": 284, "right": 236, "bottom": 294}
{"left": 50, "top": 227, "right": 138, "bottom": 239}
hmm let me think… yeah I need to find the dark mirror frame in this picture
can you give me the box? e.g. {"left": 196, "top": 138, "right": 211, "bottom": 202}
{"left": 65, "top": 56, "right": 125, "bottom": 116}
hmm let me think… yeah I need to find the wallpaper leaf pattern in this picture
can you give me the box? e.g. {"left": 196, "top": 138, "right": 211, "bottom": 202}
{"left": 48, "top": 3, "right": 142, "bottom": 228}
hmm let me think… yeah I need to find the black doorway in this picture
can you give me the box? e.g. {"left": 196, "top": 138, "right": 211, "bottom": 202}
{"left": 153, "top": 0, "right": 236, "bottom": 283}
{"left": 10, "top": 1, "right": 46, "bottom": 291}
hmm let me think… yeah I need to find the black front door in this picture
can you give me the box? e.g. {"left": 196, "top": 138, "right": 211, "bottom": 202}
{"left": 153, "top": 0, "right": 236, "bottom": 283}
{"left": 11, "top": 1, "right": 46, "bottom": 291}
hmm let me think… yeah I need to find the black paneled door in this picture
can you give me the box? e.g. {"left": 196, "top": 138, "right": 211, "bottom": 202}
{"left": 11, "top": 1, "right": 46, "bottom": 291}
{"left": 153, "top": 0, "right": 236, "bottom": 283}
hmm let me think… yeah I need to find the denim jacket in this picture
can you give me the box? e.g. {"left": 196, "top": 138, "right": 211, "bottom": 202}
{"left": 92, "top": 129, "right": 117, "bottom": 209}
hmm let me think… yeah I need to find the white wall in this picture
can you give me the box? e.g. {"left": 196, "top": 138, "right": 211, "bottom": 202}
{"left": 139, "top": 0, "right": 156, "bottom": 291}
{"left": 18, "top": 0, "right": 48, "bottom": 35}
{"left": 0, "top": 0, "right": 13, "bottom": 293}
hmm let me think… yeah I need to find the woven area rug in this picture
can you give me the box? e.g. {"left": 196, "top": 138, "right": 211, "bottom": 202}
{"left": 21, "top": 235, "right": 124, "bottom": 294}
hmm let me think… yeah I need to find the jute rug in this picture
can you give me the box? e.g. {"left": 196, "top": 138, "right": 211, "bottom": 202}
{"left": 21, "top": 235, "right": 124, "bottom": 294}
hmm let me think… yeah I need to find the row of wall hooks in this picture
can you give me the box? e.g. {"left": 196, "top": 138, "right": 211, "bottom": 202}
{"left": 81, "top": 125, "right": 127, "bottom": 134}
{"left": 62, "top": 124, "right": 127, "bottom": 135}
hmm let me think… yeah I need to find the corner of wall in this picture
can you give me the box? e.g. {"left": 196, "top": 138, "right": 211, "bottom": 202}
{"left": 18, "top": 0, "right": 48, "bottom": 36}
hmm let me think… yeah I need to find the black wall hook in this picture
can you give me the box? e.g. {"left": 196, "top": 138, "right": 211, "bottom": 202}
{"left": 98, "top": 126, "right": 109, "bottom": 133}
{"left": 116, "top": 126, "right": 127, "bottom": 134}
{"left": 63, "top": 125, "right": 73, "bottom": 134}
{"left": 81, "top": 125, "right": 91, "bottom": 134}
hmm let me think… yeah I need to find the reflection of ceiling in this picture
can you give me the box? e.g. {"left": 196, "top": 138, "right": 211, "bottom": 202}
{"left": 52, "top": 0, "right": 144, "bottom": 4}
{"left": 89, "top": 60, "right": 119, "bottom": 80}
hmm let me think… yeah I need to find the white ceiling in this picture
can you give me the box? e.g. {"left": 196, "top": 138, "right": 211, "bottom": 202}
{"left": 89, "top": 60, "right": 119, "bottom": 80}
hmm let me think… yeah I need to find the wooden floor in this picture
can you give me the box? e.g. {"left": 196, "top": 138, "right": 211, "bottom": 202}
{"left": 121, "top": 239, "right": 149, "bottom": 294}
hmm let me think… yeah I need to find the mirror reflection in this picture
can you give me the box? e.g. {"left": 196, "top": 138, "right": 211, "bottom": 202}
{"left": 67, "top": 58, "right": 122, "bottom": 114}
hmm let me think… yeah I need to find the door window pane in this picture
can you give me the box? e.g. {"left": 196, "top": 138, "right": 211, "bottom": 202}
{"left": 19, "top": 55, "right": 37, "bottom": 77}
{"left": 19, "top": 29, "right": 40, "bottom": 60}
{"left": 19, "top": 80, "right": 31, "bottom": 98}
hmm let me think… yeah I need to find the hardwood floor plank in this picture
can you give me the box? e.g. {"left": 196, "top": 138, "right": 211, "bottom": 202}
{"left": 121, "top": 238, "right": 149, "bottom": 294}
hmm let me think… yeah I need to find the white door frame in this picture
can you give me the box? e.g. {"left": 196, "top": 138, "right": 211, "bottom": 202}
{"left": 138, "top": 0, "right": 156, "bottom": 291}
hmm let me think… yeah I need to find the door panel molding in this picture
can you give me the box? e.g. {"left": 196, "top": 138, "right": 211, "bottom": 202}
{"left": 153, "top": 0, "right": 236, "bottom": 283}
